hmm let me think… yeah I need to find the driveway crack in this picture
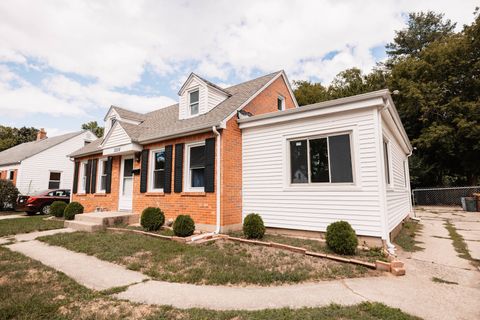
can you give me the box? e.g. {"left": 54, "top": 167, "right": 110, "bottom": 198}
{"left": 341, "top": 280, "right": 370, "bottom": 301}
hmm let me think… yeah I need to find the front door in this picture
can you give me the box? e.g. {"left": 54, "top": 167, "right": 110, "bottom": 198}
{"left": 118, "top": 156, "right": 134, "bottom": 211}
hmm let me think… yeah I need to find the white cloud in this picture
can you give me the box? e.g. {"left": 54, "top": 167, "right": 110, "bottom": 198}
{"left": 0, "top": 0, "right": 477, "bottom": 121}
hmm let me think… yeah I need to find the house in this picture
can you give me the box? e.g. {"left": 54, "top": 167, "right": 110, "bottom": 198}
{"left": 69, "top": 70, "right": 413, "bottom": 249}
{"left": 0, "top": 129, "right": 96, "bottom": 195}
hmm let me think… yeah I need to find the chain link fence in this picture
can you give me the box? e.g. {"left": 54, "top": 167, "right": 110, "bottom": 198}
{"left": 412, "top": 186, "right": 480, "bottom": 206}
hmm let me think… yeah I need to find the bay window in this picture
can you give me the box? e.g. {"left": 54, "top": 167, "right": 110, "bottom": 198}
{"left": 290, "top": 133, "right": 353, "bottom": 184}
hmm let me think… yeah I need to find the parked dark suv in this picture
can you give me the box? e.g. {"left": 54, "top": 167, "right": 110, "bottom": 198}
{"left": 16, "top": 189, "right": 70, "bottom": 215}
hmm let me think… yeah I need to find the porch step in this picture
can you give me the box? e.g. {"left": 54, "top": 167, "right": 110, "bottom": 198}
{"left": 64, "top": 220, "right": 103, "bottom": 232}
{"left": 75, "top": 212, "right": 139, "bottom": 227}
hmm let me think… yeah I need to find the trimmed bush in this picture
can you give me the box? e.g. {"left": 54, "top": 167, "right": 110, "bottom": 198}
{"left": 50, "top": 201, "right": 67, "bottom": 217}
{"left": 0, "top": 179, "right": 19, "bottom": 211}
{"left": 326, "top": 221, "right": 358, "bottom": 255}
{"left": 140, "top": 207, "right": 165, "bottom": 231}
{"left": 243, "top": 213, "right": 265, "bottom": 239}
{"left": 173, "top": 215, "right": 195, "bottom": 237}
{"left": 64, "top": 202, "right": 84, "bottom": 220}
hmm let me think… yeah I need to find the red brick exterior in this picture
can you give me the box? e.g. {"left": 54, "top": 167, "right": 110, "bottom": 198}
{"left": 0, "top": 169, "right": 18, "bottom": 186}
{"left": 72, "top": 75, "right": 296, "bottom": 230}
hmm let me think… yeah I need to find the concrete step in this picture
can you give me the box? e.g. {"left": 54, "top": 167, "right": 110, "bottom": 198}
{"left": 65, "top": 220, "right": 104, "bottom": 232}
{"left": 391, "top": 267, "right": 406, "bottom": 276}
{"left": 75, "top": 213, "right": 140, "bottom": 226}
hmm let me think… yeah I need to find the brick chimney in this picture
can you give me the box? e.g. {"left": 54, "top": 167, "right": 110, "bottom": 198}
{"left": 36, "top": 128, "right": 47, "bottom": 141}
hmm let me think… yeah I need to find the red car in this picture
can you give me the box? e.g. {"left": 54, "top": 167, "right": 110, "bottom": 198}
{"left": 16, "top": 189, "right": 70, "bottom": 215}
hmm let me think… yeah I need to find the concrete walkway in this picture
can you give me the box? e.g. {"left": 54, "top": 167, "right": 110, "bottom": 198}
{"left": 2, "top": 208, "right": 480, "bottom": 319}
{"left": 0, "top": 213, "right": 28, "bottom": 220}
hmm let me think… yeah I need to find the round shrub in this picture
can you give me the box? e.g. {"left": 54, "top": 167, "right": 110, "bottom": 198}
{"left": 326, "top": 221, "right": 358, "bottom": 255}
{"left": 50, "top": 201, "right": 67, "bottom": 217}
{"left": 64, "top": 202, "right": 84, "bottom": 220}
{"left": 243, "top": 213, "right": 265, "bottom": 239}
{"left": 140, "top": 207, "right": 165, "bottom": 231}
{"left": 0, "top": 179, "right": 19, "bottom": 211}
{"left": 173, "top": 215, "right": 195, "bottom": 237}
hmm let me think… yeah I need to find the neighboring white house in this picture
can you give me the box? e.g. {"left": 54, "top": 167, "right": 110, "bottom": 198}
{"left": 238, "top": 90, "right": 413, "bottom": 250}
{"left": 0, "top": 129, "right": 96, "bottom": 195}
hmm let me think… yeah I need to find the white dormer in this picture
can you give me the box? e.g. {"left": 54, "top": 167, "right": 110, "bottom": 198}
{"left": 178, "top": 73, "right": 230, "bottom": 120}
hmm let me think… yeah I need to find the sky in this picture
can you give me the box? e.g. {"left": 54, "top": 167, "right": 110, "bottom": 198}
{"left": 0, "top": 0, "right": 477, "bottom": 137}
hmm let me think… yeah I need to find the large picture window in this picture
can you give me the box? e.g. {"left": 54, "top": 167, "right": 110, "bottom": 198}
{"left": 151, "top": 149, "right": 165, "bottom": 190}
{"left": 290, "top": 133, "right": 353, "bottom": 184}
{"left": 185, "top": 142, "right": 205, "bottom": 191}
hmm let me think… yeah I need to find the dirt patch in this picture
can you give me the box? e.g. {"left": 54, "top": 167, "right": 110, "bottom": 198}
{"left": 59, "top": 298, "right": 158, "bottom": 320}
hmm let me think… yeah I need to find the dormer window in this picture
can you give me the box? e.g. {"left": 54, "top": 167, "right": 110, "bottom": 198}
{"left": 277, "top": 95, "right": 285, "bottom": 111}
{"left": 189, "top": 90, "right": 199, "bottom": 115}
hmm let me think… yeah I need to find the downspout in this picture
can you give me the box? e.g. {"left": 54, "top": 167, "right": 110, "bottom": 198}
{"left": 377, "top": 104, "right": 396, "bottom": 255}
{"left": 212, "top": 125, "right": 222, "bottom": 234}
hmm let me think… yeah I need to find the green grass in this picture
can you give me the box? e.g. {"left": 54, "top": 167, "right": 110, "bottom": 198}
{"left": 444, "top": 220, "right": 480, "bottom": 267}
{"left": 431, "top": 277, "right": 458, "bottom": 285}
{"left": 125, "top": 225, "right": 175, "bottom": 236}
{"left": 39, "top": 230, "right": 379, "bottom": 286}
{"left": 0, "top": 246, "right": 420, "bottom": 320}
{"left": 394, "top": 220, "right": 424, "bottom": 252}
{"left": 0, "top": 216, "right": 64, "bottom": 237}
{"left": 0, "top": 211, "right": 22, "bottom": 216}
{"left": 229, "top": 232, "right": 387, "bottom": 262}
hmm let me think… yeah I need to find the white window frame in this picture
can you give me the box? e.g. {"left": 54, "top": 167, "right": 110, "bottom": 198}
{"left": 149, "top": 148, "right": 165, "bottom": 192}
{"left": 184, "top": 141, "right": 206, "bottom": 192}
{"left": 277, "top": 95, "right": 285, "bottom": 111}
{"left": 48, "top": 171, "right": 61, "bottom": 189}
{"left": 97, "top": 158, "right": 108, "bottom": 193}
{"left": 189, "top": 89, "right": 200, "bottom": 116}
{"left": 383, "top": 137, "right": 393, "bottom": 189}
{"left": 78, "top": 161, "right": 88, "bottom": 194}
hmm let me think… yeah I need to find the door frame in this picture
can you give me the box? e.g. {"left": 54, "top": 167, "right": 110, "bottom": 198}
{"left": 118, "top": 155, "right": 134, "bottom": 211}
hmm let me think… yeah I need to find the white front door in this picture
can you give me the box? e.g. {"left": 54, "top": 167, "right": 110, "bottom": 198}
{"left": 118, "top": 156, "right": 134, "bottom": 211}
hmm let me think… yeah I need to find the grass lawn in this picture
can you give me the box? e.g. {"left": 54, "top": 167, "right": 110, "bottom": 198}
{"left": 444, "top": 219, "right": 480, "bottom": 268}
{"left": 0, "top": 246, "right": 420, "bottom": 320}
{"left": 40, "top": 230, "right": 381, "bottom": 286}
{"left": 394, "top": 220, "right": 423, "bottom": 252}
{"left": 0, "top": 216, "right": 64, "bottom": 237}
{"left": 0, "top": 211, "right": 23, "bottom": 216}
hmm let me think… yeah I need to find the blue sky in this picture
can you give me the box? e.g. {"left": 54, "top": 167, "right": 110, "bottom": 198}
{"left": 0, "top": 0, "right": 477, "bottom": 137}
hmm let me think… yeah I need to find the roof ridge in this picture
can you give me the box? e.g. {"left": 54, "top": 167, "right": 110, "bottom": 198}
{"left": 225, "top": 70, "right": 283, "bottom": 90}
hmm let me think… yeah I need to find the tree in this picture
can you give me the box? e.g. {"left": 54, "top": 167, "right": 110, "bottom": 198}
{"left": 329, "top": 67, "right": 388, "bottom": 99}
{"left": 0, "top": 126, "right": 38, "bottom": 152}
{"left": 386, "top": 11, "right": 456, "bottom": 59}
{"left": 81, "top": 121, "right": 104, "bottom": 138}
{"left": 292, "top": 80, "right": 330, "bottom": 106}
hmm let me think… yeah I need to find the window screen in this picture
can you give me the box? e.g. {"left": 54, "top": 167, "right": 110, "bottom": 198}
{"left": 124, "top": 159, "right": 133, "bottom": 177}
{"left": 290, "top": 140, "right": 308, "bottom": 183}
{"left": 328, "top": 134, "right": 353, "bottom": 183}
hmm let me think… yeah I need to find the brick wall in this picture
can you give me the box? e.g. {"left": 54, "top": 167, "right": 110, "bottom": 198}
{"left": 72, "top": 75, "right": 296, "bottom": 230}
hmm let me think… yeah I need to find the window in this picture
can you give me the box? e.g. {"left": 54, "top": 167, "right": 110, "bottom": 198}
{"left": 186, "top": 142, "right": 205, "bottom": 190}
{"left": 290, "top": 133, "right": 353, "bottom": 184}
{"left": 48, "top": 172, "right": 61, "bottom": 189}
{"left": 79, "top": 162, "right": 88, "bottom": 193}
{"left": 97, "top": 159, "right": 108, "bottom": 192}
{"left": 383, "top": 140, "right": 391, "bottom": 186}
{"left": 189, "top": 90, "right": 199, "bottom": 115}
{"left": 277, "top": 95, "right": 285, "bottom": 111}
{"left": 111, "top": 117, "right": 116, "bottom": 127}
{"left": 150, "top": 149, "right": 165, "bottom": 191}
{"left": 8, "top": 170, "right": 14, "bottom": 181}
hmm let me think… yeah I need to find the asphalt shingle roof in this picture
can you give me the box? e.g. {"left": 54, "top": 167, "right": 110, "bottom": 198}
{"left": 70, "top": 71, "right": 282, "bottom": 157}
{"left": 0, "top": 131, "right": 86, "bottom": 166}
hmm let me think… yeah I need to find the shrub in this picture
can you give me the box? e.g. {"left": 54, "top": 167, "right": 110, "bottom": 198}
{"left": 140, "top": 207, "right": 165, "bottom": 231}
{"left": 326, "top": 221, "right": 358, "bottom": 255}
{"left": 64, "top": 202, "right": 84, "bottom": 220}
{"left": 243, "top": 213, "right": 266, "bottom": 239}
{"left": 0, "top": 179, "right": 19, "bottom": 211}
{"left": 50, "top": 201, "right": 67, "bottom": 217}
{"left": 173, "top": 215, "right": 195, "bottom": 237}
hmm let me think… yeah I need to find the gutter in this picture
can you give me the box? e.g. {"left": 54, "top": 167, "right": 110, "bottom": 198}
{"left": 212, "top": 124, "right": 223, "bottom": 233}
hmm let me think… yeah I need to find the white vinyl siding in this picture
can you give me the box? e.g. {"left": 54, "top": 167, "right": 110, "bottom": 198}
{"left": 102, "top": 124, "right": 131, "bottom": 149}
{"left": 179, "top": 76, "right": 228, "bottom": 119}
{"left": 242, "top": 108, "right": 384, "bottom": 238}
{"left": 382, "top": 119, "right": 411, "bottom": 232}
{"left": 11, "top": 131, "right": 94, "bottom": 195}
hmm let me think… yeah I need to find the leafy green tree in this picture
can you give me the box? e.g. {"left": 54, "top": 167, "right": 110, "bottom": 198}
{"left": 81, "top": 121, "right": 104, "bottom": 138}
{"left": 0, "top": 126, "right": 38, "bottom": 152}
{"left": 292, "top": 80, "right": 330, "bottom": 106}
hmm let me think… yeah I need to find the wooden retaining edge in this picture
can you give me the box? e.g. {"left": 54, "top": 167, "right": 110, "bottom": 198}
{"left": 106, "top": 227, "right": 174, "bottom": 240}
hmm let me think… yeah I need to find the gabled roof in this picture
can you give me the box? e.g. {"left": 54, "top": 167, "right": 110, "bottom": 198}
{"left": 178, "top": 73, "right": 232, "bottom": 96}
{"left": 0, "top": 131, "right": 86, "bottom": 166}
{"left": 103, "top": 106, "right": 146, "bottom": 122}
{"left": 71, "top": 70, "right": 286, "bottom": 157}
